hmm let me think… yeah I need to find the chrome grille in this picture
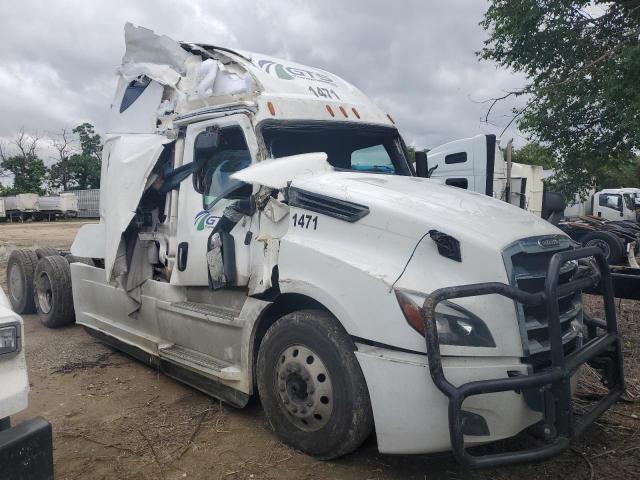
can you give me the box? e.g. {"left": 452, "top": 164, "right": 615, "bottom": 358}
{"left": 503, "top": 236, "right": 583, "bottom": 371}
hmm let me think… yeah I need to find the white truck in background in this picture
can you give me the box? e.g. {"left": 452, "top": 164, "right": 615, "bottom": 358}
{"left": 4, "top": 24, "right": 624, "bottom": 467}
{"left": 0, "top": 287, "right": 53, "bottom": 479}
{"left": 424, "top": 134, "right": 640, "bottom": 263}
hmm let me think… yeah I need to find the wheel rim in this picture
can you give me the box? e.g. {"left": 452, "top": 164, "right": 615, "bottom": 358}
{"left": 8, "top": 263, "right": 23, "bottom": 304}
{"left": 275, "top": 344, "right": 333, "bottom": 432}
{"left": 35, "top": 272, "right": 53, "bottom": 314}
{"left": 586, "top": 238, "right": 611, "bottom": 260}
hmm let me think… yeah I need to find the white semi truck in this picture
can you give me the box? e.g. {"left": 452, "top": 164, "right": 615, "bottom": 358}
{"left": 0, "top": 287, "right": 53, "bottom": 478}
{"left": 4, "top": 25, "right": 624, "bottom": 467}
{"left": 425, "top": 134, "right": 640, "bottom": 264}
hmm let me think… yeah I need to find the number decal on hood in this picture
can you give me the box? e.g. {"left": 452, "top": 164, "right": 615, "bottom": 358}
{"left": 292, "top": 213, "right": 318, "bottom": 230}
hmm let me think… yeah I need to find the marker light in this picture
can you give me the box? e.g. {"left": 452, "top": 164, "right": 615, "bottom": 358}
{"left": 339, "top": 106, "right": 348, "bottom": 118}
{"left": 267, "top": 101, "right": 276, "bottom": 116}
{"left": 351, "top": 107, "right": 361, "bottom": 119}
{"left": 326, "top": 105, "right": 335, "bottom": 117}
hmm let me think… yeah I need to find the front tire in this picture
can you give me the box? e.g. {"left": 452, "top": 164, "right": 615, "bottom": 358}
{"left": 257, "top": 309, "right": 373, "bottom": 459}
{"left": 34, "top": 255, "right": 75, "bottom": 328}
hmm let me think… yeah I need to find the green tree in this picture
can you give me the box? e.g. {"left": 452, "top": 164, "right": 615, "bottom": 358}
{"left": 69, "top": 123, "right": 102, "bottom": 189}
{"left": 48, "top": 129, "right": 76, "bottom": 191}
{"left": 0, "top": 129, "right": 48, "bottom": 194}
{"left": 48, "top": 123, "right": 103, "bottom": 191}
{"left": 512, "top": 142, "right": 555, "bottom": 169}
{"left": 479, "top": 1, "right": 640, "bottom": 199}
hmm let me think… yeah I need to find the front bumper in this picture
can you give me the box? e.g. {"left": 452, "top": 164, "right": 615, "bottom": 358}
{"left": 422, "top": 247, "right": 624, "bottom": 467}
{"left": 0, "top": 417, "right": 54, "bottom": 479}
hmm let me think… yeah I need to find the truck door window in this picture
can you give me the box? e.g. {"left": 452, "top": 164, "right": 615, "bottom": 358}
{"left": 599, "top": 193, "right": 622, "bottom": 211}
{"left": 623, "top": 194, "right": 635, "bottom": 210}
{"left": 445, "top": 178, "right": 468, "bottom": 189}
{"left": 445, "top": 152, "right": 467, "bottom": 164}
{"left": 193, "top": 126, "right": 252, "bottom": 209}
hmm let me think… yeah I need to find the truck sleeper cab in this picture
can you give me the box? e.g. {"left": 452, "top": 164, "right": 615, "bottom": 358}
{"left": 7, "top": 24, "right": 624, "bottom": 467}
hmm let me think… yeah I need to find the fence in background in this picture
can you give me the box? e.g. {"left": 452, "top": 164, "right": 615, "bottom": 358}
{"left": 64, "top": 189, "right": 100, "bottom": 218}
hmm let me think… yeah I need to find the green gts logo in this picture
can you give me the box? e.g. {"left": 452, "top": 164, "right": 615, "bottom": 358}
{"left": 194, "top": 210, "right": 219, "bottom": 231}
{"left": 258, "top": 59, "right": 336, "bottom": 85}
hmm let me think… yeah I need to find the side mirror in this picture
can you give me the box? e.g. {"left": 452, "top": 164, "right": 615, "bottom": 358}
{"left": 415, "top": 151, "right": 428, "bottom": 178}
{"left": 195, "top": 128, "right": 220, "bottom": 153}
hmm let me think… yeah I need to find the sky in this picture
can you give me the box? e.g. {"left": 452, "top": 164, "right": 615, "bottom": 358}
{"left": 0, "top": 0, "right": 528, "bottom": 168}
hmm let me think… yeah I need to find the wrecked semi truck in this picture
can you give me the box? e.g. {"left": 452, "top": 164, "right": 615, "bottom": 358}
{"left": 5, "top": 25, "right": 624, "bottom": 466}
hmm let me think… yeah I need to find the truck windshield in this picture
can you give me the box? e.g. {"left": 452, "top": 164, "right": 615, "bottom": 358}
{"left": 259, "top": 121, "right": 413, "bottom": 175}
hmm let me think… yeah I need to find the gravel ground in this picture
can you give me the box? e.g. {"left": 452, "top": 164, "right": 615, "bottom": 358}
{"left": 1, "top": 220, "right": 639, "bottom": 479}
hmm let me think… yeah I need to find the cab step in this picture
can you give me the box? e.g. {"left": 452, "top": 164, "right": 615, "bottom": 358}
{"left": 161, "top": 301, "right": 241, "bottom": 327}
{"left": 158, "top": 344, "right": 241, "bottom": 381}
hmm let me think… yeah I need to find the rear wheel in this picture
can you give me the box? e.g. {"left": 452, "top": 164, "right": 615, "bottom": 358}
{"left": 34, "top": 255, "right": 75, "bottom": 328}
{"left": 582, "top": 231, "right": 623, "bottom": 264}
{"left": 257, "top": 309, "right": 373, "bottom": 459}
{"left": 6, "top": 249, "right": 38, "bottom": 314}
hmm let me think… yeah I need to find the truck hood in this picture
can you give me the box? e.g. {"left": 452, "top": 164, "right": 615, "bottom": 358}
{"left": 291, "top": 171, "right": 563, "bottom": 249}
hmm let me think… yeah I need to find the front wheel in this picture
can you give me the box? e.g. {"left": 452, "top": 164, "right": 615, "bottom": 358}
{"left": 257, "top": 310, "right": 373, "bottom": 460}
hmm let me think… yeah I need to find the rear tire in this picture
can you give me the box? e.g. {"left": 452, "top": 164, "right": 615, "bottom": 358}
{"left": 257, "top": 309, "right": 373, "bottom": 460}
{"left": 6, "top": 249, "right": 38, "bottom": 314}
{"left": 35, "top": 247, "right": 60, "bottom": 259}
{"left": 582, "top": 231, "right": 623, "bottom": 264}
{"left": 34, "top": 255, "right": 75, "bottom": 328}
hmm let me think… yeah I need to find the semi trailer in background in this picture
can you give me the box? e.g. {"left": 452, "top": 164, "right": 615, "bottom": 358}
{"left": 3, "top": 194, "right": 39, "bottom": 222}
{"left": 36, "top": 193, "right": 79, "bottom": 220}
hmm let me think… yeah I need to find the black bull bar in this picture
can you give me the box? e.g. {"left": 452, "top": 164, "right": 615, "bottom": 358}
{"left": 421, "top": 247, "right": 625, "bottom": 467}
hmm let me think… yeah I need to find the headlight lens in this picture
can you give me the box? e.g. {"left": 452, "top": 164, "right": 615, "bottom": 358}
{"left": 0, "top": 325, "right": 18, "bottom": 355}
{"left": 395, "top": 291, "right": 495, "bottom": 347}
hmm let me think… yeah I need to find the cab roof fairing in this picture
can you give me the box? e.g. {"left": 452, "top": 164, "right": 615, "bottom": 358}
{"left": 111, "top": 24, "right": 260, "bottom": 134}
{"left": 112, "top": 24, "right": 393, "bottom": 133}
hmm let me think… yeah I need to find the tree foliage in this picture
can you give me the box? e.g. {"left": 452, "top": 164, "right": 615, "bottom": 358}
{"left": 512, "top": 142, "right": 555, "bottom": 169}
{"left": 479, "top": 1, "right": 640, "bottom": 200}
{"left": 0, "top": 129, "right": 48, "bottom": 195}
{"left": 47, "top": 123, "right": 102, "bottom": 191}
{"left": 0, "top": 123, "right": 102, "bottom": 194}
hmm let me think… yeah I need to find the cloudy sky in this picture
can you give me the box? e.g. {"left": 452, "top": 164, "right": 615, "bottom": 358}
{"left": 0, "top": 0, "right": 528, "bottom": 166}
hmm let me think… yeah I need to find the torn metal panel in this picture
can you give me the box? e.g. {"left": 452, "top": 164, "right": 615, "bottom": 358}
{"left": 100, "top": 134, "right": 173, "bottom": 280}
{"left": 248, "top": 236, "right": 280, "bottom": 296}
{"left": 231, "top": 152, "right": 333, "bottom": 189}
{"left": 121, "top": 23, "right": 191, "bottom": 84}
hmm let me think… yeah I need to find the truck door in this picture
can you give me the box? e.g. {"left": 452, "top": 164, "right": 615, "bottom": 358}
{"left": 171, "top": 114, "right": 258, "bottom": 286}
{"left": 427, "top": 134, "right": 499, "bottom": 197}
{"left": 595, "top": 192, "right": 624, "bottom": 221}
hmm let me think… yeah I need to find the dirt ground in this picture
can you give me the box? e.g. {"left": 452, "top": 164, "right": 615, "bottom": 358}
{"left": 1, "top": 220, "right": 639, "bottom": 480}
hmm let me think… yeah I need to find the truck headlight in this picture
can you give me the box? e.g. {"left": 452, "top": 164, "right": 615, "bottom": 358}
{"left": 0, "top": 324, "right": 19, "bottom": 356}
{"left": 395, "top": 291, "right": 495, "bottom": 347}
